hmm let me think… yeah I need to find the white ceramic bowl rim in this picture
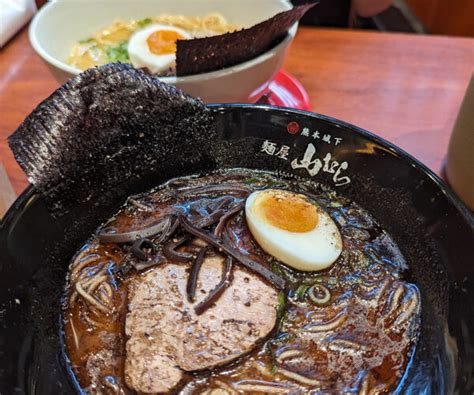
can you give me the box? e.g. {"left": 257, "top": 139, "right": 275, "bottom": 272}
{"left": 29, "top": 3, "right": 297, "bottom": 83}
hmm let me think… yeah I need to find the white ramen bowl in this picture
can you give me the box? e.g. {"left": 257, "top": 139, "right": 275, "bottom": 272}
{"left": 29, "top": 0, "right": 296, "bottom": 103}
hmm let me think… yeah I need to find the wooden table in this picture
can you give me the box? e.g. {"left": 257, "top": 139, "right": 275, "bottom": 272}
{"left": 1, "top": 27, "right": 473, "bottom": 198}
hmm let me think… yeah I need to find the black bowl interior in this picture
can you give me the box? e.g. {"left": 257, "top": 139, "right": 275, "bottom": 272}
{"left": 1, "top": 105, "right": 473, "bottom": 394}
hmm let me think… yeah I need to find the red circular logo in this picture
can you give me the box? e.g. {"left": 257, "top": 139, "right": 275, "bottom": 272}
{"left": 287, "top": 121, "right": 300, "bottom": 135}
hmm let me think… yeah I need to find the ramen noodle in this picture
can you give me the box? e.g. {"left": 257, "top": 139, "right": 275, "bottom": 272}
{"left": 67, "top": 14, "right": 238, "bottom": 73}
{"left": 63, "top": 169, "right": 421, "bottom": 394}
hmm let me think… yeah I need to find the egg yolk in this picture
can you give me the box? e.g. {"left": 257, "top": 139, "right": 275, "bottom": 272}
{"left": 146, "top": 30, "right": 185, "bottom": 55}
{"left": 257, "top": 192, "right": 318, "bottom": 232}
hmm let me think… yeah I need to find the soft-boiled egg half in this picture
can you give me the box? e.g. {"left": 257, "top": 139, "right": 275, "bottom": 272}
{"left": 128, "top": 24, "right": 192, "bottom": 74}
{"left": 245, "top": 189, "right": 342, "bottom": 271}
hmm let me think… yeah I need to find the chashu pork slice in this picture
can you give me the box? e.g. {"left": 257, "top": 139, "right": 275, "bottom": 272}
{"left": 125, "top": 254, "right": 279, "bottom": 394}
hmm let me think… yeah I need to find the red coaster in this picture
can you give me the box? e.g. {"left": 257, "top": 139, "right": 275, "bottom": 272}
{"left": 256, "top": 70, "right": 311, "bottom": 111}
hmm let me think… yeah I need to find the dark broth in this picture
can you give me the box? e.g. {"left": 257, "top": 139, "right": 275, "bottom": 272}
{"left": 63, "top": 169, "right": 420, "bottom": 394}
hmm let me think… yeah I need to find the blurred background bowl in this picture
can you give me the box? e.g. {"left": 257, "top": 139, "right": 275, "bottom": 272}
{"left": 29, "top": 0, "right": 296, "bottom": 103}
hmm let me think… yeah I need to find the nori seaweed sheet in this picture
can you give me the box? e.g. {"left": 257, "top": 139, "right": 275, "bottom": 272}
{"left": 8, "top": 63, "right": 216, "bottom": 217}
{"left": 176, "top": 2, "right": 318, "bottom": 76}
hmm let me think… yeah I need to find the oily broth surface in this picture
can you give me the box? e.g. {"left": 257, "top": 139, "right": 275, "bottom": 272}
{"left": 63, "top": 169, "right": 420, "bottom": 394}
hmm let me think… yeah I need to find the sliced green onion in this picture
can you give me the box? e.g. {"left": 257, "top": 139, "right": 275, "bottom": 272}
{"left": 295, "top": 284, "right": 309, "bottom": 300}
{"left": 308, "top": 284, "right": 331, "bottom": 305}
{"left": 276, "top": 291, "right": 286, "bottom": 319}
{"left": 137, "top": 17, "right": 152, "bottom": 28}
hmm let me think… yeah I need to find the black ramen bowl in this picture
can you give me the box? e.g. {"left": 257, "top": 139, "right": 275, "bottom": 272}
{"left": 1, "top": 105, "right": 473, "bottom": 394}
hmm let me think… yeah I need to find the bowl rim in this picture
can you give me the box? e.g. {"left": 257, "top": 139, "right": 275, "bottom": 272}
{"left": 3, "top": 104, "right": 473, "bottom": 229}
{"left": 28, "top": 0, "right": 297, "bottom": 83}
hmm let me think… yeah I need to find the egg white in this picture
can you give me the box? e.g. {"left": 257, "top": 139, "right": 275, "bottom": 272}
{"left": 245, "top": 190, "right": 342, "bottom": 272}
{"left": 128, "top": 24, "right": 191, "bottom": 74}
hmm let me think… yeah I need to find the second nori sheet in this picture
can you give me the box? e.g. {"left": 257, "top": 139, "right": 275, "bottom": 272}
{"left": 176, "top": 2, "right": 317, "bottom": 76}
